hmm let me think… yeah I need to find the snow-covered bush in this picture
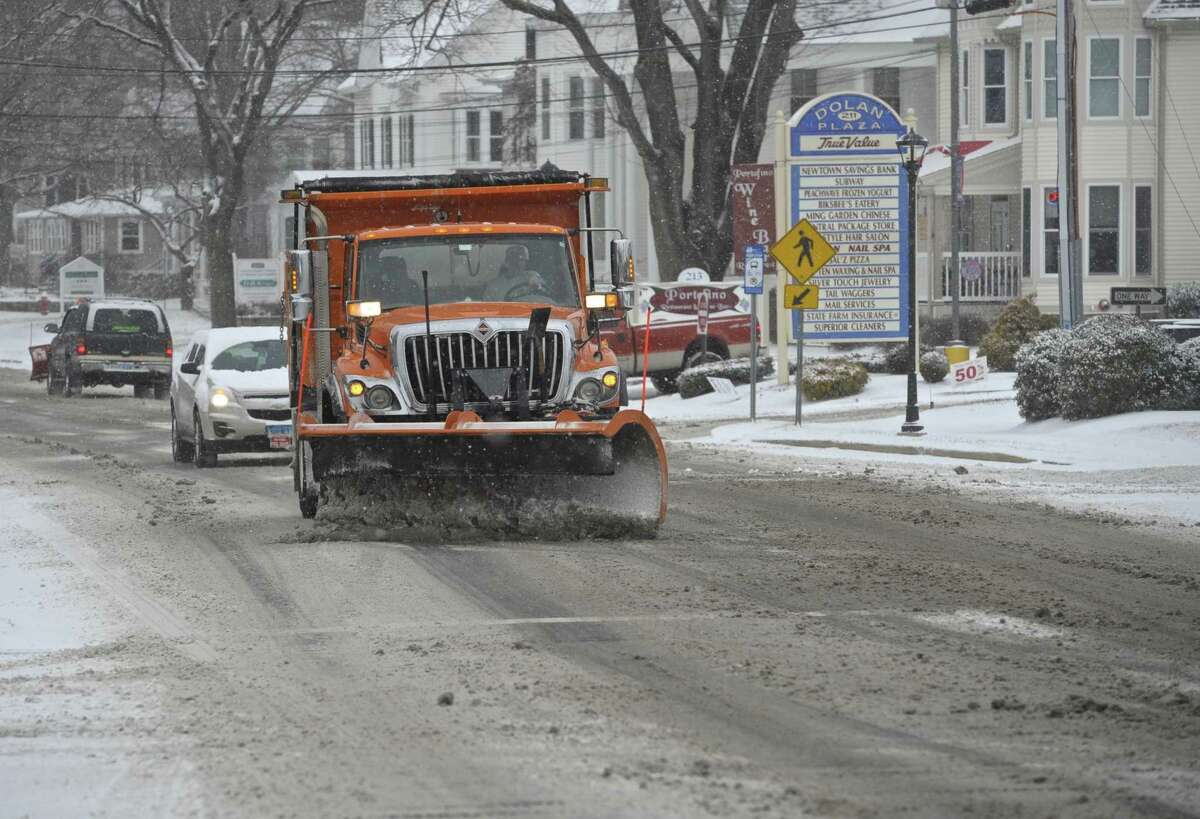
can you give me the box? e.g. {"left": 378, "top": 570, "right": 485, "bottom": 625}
{"left": 1166, "top": 282, "right": 1200, "bottom": 319}
{"left": 922, "top": 313, "right": 992, "bottom": 346}
{"left": 677, "top": 355, "right": 775, "bottom": 399}
{"left": 1161, "top": 337, "right": 1200, "bottom": 410}
{"left": 1057, "top": 315, "right": 1175, "bottom": 420}
{"left": 801, "top": 358, "right": 869, "bottom": 401}
{"left": 978, "top": 297, "right": 1055, "bottom": 371}
{"left": 1014, "top": 328, "right": 1071, "bottom": 420}
{"left": 919, "top": 350, "right": 949, "bottom": 383}
{"left": 882, "top": 342, "right": 933, "bottom": 374}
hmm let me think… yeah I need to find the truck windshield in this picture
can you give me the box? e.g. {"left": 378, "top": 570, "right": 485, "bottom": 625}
{"left": 357, "top": 233, "right": 578, "bottom": 309}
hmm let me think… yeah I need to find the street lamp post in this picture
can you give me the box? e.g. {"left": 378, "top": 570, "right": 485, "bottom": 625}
{"left": 897, "top": 125, "right": 928, "bottom": 435}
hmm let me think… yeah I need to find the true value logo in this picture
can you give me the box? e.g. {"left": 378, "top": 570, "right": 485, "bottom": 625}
{"left": 808, "top": 97, "right": 895, "bottom": 133}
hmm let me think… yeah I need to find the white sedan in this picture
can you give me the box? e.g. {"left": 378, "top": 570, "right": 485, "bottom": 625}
{"left": 170, "top": 327, "right": 292, "bottom": 467}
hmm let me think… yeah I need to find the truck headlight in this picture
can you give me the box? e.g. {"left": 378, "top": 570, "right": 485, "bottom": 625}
{"left": 365, "top": 385, "right": 394, "bottom": 410}
{"left": 573, "top": 370, "right": 619, "bottom": 404}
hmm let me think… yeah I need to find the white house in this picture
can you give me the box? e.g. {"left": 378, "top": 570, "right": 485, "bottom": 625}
{"left": 919, "top": 0, "right": 1200, "bottom": 316}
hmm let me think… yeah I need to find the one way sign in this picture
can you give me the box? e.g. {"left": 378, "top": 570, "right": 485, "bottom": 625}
{"left": 784, "top": 283, "right": 820, "bottom": 310}
{"left": 1111, "top": 286, "right": 1167, "bottom": 306}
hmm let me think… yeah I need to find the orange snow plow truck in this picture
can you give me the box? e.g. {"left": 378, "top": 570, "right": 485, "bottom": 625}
{"left": 280, "top": 167, "right": 666, "bottom": 535}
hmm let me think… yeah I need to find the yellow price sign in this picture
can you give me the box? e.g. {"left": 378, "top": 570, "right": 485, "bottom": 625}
{"left": 770, "top": 218, "right": 837, "bottom": 285}
{"left": 783, "top": 283, "right": 820, "bottom": 310}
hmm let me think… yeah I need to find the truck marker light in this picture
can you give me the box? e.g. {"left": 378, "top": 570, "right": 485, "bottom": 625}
{"left": 348, "top": 380, "right": 366, "bottom": 397}
{"left": 585, "top": 292, "right": 619, "bottom": 309}
{"left": 602, "top": 372, "right": 619, "bottom": 389}
{"left": 347, "top": 300, "right": 381, "bottom": 318}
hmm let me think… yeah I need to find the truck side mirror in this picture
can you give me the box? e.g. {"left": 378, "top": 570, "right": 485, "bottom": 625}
{"left": 610, "top": 239, "right": 634, "bottom": 287}
{"left": 43, "top": 323, "right": 59, "bottom": 334}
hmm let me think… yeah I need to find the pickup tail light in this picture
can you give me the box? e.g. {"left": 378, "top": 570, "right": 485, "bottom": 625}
{"left": 75, "top": 340, "right": 87, "bottom": 355}
{"left": 166, "top": 344, "right": 173, "bottom": 358}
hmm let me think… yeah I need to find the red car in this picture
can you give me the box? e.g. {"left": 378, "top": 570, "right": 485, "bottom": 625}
{"left": 603, "top": 282, "right": 757, "bottom": 393}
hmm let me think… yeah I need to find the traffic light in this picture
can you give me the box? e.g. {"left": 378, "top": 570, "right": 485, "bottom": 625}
{"left": 963, "top": 0, "right": 1014, "bottom": 14}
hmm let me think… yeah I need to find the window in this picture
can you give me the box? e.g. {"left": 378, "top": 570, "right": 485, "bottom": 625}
{"left": 82, "top": 220, "right": 101, "bottom": 254}
{"left": 381, "top": 117, "right": 394, "bottom": 168}
{"left": 1023, "top": 42, "right": 1033, "bottom": 121}
{"left": 120, "top": 220, "right": 142, "bottom": 253}
{"left": 1087, "top": 185, "right": 1120, "bottom": 275}
{"left": 525, "top": 26, "right": 536, "bottom": 61}
{"left": 960, "top": 50, "right": 970, "bottom": 126}
{"left": 398, "top": 114, "right": 414, "bottom": 166}
{"left": 92, "top": 308, "right": 160, "bottom": 334}
{"left": 790, "top": 68, "right": 817, "bottom": 113}
{"left": 1043, "top": 40, "right": 1057, "bottom": 119}
{"left": 872, "top": 67, "right": 900, "bottom": 112}
{"left": 490, "top": 110, "right": 505, "bottom": 163}
{"left": 568, "top": 76, "right": 585, "bottom": 140}
{"left": 466, "top": 110, "right": 481, "bottom": 162}
{"left": 1022, "top": 188, "right": 1031, "bottom": 277}
{"left": 312, "top": 136, "right": 332, "bottom": 168}
{"left": 592, "top": 78, "right": 605, "bottom": 139}
{"left": 62, "top": 306, "right": 86, "bottom": 333}
{"left": 1089, "top": 38, "right": 1120, "bottom": 118}
{"left": 1043, "top": 187, "right": 1059, "bottom": 275}
{"left": 359, "top": 118, "right": 375, "bottom": 168}
{"left": 541, "top": 76, "right": 551, "bottom": 141}
{"left": 1135, "top": 185, "right": 1152, "bottom": 276}
{"left": 27, "top": 220, "right": 42, "bottom": 253}
{"left": 1135, "top": 38, "right": 1152, "bottom": 118}
{"left": 983, "top": 48, "right": 1006, "bottom": 124}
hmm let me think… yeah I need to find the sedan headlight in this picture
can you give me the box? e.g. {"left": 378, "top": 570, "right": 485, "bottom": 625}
{"left": 210, "top": 388, "right": 234, "bottom": 409}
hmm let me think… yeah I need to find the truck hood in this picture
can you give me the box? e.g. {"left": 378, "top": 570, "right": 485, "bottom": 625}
{"left": 367, "top": 303, "right": 586, "bottom": 346}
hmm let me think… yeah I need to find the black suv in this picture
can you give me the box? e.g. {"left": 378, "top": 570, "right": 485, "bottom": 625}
{"left": 45, "top": 298, "right": 173, "bottom": 398}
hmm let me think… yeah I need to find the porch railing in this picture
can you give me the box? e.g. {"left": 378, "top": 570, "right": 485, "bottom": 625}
{"left": 941, "top": 252, "right": 1023, "bottom": 302}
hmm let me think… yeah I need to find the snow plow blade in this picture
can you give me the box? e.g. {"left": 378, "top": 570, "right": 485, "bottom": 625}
{"left": 296, "top": 409, "right": 666, "bottom": 538}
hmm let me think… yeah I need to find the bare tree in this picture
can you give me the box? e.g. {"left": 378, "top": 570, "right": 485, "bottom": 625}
{"left": 75, "top": 0, "right": 339, "bottom": 326}
{"left": 497, "top": 0, "right": 801, "bottom": 280}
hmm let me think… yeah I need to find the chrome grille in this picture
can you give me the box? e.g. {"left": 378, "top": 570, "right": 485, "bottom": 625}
{"left": 403, "top": 330, "right": 566, "bottom": 410}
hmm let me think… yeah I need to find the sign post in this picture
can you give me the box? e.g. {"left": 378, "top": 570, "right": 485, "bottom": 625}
{"left": 771, "top": 217, "right": 837, "bottom": 426}
{"left": 744, "top": 244, "right": 765, "bottom": 421}
{"left": 697, "top": 289, "right": 711, "bottom": 360}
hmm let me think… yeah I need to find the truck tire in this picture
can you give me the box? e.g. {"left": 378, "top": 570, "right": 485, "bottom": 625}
{"left": 63, "top": 366, "right": 83, "bottom": 397}
{"left": 47, "top": 365, "right": 64, "bottom": 396}
{"left": 683, "top": 345, "right": 727, "bottom": 372}
{"left": 193, "top": 409, "right": 217, "bottom": 468}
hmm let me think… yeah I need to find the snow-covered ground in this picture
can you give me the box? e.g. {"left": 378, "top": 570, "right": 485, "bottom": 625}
{"left": 647, "top": 368, "right": 1200, "bottom": 535}
{"left": 0, "top": 299, "right": 211, "bottom": 370}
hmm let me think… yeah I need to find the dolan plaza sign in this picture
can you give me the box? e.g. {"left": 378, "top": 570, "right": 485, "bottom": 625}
{"left": 781, "top": 92, "right": 909, "bottom": 342}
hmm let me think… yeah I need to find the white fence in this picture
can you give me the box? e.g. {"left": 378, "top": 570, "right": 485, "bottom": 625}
{"left": 941, "top": 252, "right": 1023, "bottom": 302}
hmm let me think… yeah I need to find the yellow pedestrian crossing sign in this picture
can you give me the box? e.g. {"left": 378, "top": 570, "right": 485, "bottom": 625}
{"left": 770, "top": 218, "right": 837, "bottom": 285}
{"left": 784, "top": 283, "right": 820, "bottom": 310}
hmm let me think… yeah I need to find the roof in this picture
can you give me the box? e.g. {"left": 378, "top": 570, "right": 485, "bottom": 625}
{"left": 15, "top": 195, "right": 166, "bottom": 221}
{"left": 201, "top": 326, "right": 285, "bottom": 350}
{"left": 1145, "top": 0, "right": 1200, "bottom": 21}
{"left": 919, "top": 136, "right": 1022, "bottom": 179}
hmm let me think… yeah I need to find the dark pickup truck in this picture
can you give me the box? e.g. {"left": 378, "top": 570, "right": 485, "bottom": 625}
{"left": 44, "top": 298, "right": 173, "bottom": 398}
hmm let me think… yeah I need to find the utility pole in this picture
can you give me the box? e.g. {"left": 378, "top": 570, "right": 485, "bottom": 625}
{"left": 1056, "top": 0, "right": 1082, "bottom": 328}
{"left": 948, "top": 2, "right": 962, "bottom": 342}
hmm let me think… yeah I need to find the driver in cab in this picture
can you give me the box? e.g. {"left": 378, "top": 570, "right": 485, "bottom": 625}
{"left": 483, "top": 244, "right": 548, "bottom": 301}
{"left": 367, "top": 256, "right": 420, "bottom": 306}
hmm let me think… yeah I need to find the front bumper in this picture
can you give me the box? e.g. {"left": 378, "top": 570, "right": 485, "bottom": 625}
{"left": 203, "top": 401, "right": 293, "bottom": 450}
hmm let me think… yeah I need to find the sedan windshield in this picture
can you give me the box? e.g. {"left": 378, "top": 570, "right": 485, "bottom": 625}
{"left": 210, "top": 340, "right": 286, "bottom": 372}
{"left": 357, "top": 233, "right": 578, "bottom": 309}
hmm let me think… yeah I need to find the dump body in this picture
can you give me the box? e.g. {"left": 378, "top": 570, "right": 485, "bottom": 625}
{"left": 282, "top": 169, "right": 667, "bottom": 534}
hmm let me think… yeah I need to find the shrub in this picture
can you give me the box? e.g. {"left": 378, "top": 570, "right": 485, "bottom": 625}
{"left": 978, "top": 297, "right": 1049, "bottom": 371}
{"left": 1014, "top": 328, "right": 1071, "bottom": 420}
{"left": 114, "top": 270, "right": 178, "bottom": 301}
{"left": 1167, "top": 282, "right": 1200, "bottom": 319}
{"left": 922, "top": 313, "right": 992, "bottom": 347}
{"left": 677, "top": 355, "right": 775, "bottom": 399}
{"left": 1057, "top": 315, "right": 1175, "bottom": 420}
{"left": 919, "top": 350, "right": 949, "bottom": 383}
{"left": 801, "top": 358, "right": 869, "bottom": 402}
{"left": 1160, "top": 337, "right": 1200, "bottom": 411}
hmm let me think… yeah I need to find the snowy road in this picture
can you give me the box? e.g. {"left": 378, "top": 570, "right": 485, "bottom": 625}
{"left": 2, "top": 370, "right": 1199, "bottom": 818}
